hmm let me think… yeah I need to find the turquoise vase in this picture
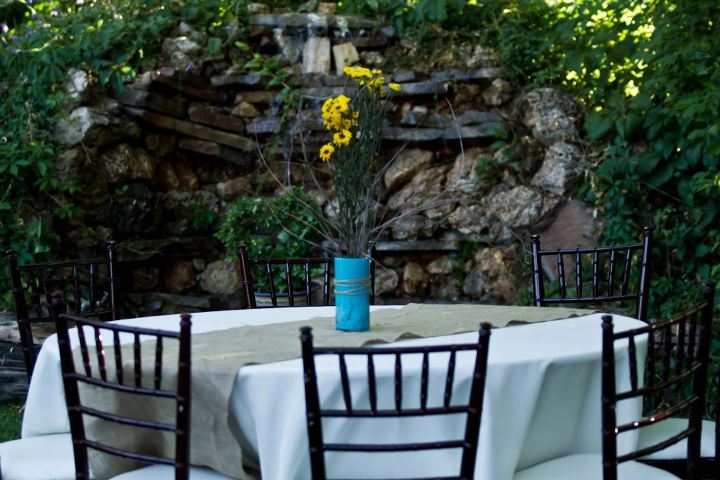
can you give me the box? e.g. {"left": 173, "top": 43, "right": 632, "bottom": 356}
{"left": 334, "top": 257, "right": 371, "bottom": 331}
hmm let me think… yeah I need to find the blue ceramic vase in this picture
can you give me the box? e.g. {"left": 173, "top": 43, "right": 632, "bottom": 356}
{"left": 334, "top": 257, "right": 370, "bottom": 331}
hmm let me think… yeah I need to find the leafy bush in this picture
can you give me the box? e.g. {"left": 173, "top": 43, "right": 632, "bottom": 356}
{"left": 0, "top": 0, "right": 241, "bottom": 308}
{"left": 215, "top": 190, "right": 323, "bottom": 262}
{"left": 215, "top": 190, "right": 324, "bottom": 292}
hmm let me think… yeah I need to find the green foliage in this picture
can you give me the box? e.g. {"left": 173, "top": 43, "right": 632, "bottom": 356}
{"left": 340, "top": 0, "right": 498, "bottom": 37}
{"left": 215, "top": 191, "right": 324, "bottom": 292}
{"left": 475, "top": 154, "right": 501, "bottom": 185}
{"left": 0, "top": 403, "right": 22, "bottom": 442}
{"left": 189, "top": 203, "right": 219, "bottom": 233}
{"left": 215, "top": 190, "right": 322, "bottom": 262}
{"left": 335, "top": 0, "right": 719, "bottom": 316}
{"left": 0, "top": 0, "right": 241, "bottom": 308}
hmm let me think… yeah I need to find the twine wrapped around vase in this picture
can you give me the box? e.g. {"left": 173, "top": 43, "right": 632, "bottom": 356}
{"left": 334, "top": 277, "right": 371, "bottom": 296}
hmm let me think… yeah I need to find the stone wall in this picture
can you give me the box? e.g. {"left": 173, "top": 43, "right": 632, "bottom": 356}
{"left": 51, "top": 3, "right": 599, "bottom": 316}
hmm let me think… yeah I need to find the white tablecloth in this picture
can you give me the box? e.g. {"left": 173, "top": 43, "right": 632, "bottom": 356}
{"left": 22, "top": 306, "right": 646, "bottom": 480}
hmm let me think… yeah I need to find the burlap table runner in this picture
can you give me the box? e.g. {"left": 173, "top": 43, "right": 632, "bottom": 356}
{"left": 76, "top": 303, "right": 594, "bottom": 479}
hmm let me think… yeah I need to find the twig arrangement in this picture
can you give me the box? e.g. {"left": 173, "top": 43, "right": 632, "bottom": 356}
{"left": 255, "top": 66, "right": 461, "bottom": 259}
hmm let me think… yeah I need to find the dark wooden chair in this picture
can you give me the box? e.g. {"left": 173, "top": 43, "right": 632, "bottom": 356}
{"left": 300, "top": 323, "right": 492, "bottom": 480}
{"left": 5, "top": 240, "right": 120, "bottom": 381}
{"left": 51, "top": 298, "right": 232, "bottom": 480}
{"left": 237, "top": 245, "right": 376, "bottom": 308}
{"left": 635, "top": 282, "right": 718, "bottom": 479}
{"left": 513, "top": 285, "right": 713, "bottom": 480}
{"left": 530, "top": 227, "right": 652, "bottom": 321}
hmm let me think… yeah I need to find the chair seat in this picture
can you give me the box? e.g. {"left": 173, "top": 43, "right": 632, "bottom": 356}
{"left": 0, "top": 433, "right": 76, "bottom": 480}
{"left": 110, "top": 464, "right": 235, "bottom": 480}
{"left": 638, "top": 418, "right": 716, "bottom": 460}
{"left": 513, "top": 453, "right": 680, "bottom": 480}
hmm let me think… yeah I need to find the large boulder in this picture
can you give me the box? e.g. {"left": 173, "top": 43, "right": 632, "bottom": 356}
{"left": 482, "top": 78, "right": 513, "bottom": 106}
{"left": 390, "top": 215, "right": 437, "bottom": 240}
{"left": 54, "top": 107, "right": 140, "bottom": 148}
{"left": 387, "top": 165, "right": 452, "bottom": 219}
{"left": 534, "top": 200, "right": 602, "bottom": 281}
{"left": 217, "top": 177, "right": 252, "bottom": 199}
{"left": 473, "top": 246, "right": 517, "bottom": 302}
{"left": 100, "top": 144, "right": 155, "bottom": 184}
{"left": 518, "top": 87, "right": 583, "bottom": 144}
{"left": 64, "top": 69, "right": 90, "bottom": 110}
{"left": 199, "top": 260, "right": 240, "bottom": 295}
{"left": 448, "top": 204, "right": 512, "bottom": 243}
{"left": 486, "top": 186, "right": 560, "bottom": 229}
{"left": 427, "top": 255, "right": 457, "bottom": 275}
{"left": 302, "top": 37, "right": 331, "bottom": 74}
{"left": 531, "top": 142, "right": 586, "bottom": 196}
{"left": 445, "top": 147, "right": 490, "bottom": 196}
{"left": 383, "top": 148, "right": 433, "bottom": 191}
{"left": 162, "top": 36, "right": 203, "bottom": 69}
{"left": 55, "top": 148, "right": 109, "bottom": 206}
{"left": 403, "top": 262, "right": 428, "bottom": 296}
{"left": 332, "top": 42, "right": 360, "bottom": 75}
{"left": 463, "top": 267, "right": 485, "bottom": 297}
{"left": 374, "top": 267, "right": 399, "bottom": 296}
{"left": 164, "top": 260, "right": 196, "bottom": 294}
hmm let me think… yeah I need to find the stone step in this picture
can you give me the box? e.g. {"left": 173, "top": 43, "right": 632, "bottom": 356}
{"left": 123, "top": 107, "right": 254, "bottom": 152}
{"left": 250, "top": 13, "right": 380, "bottom": 29}
{"left": 178, "top": 138, "right": 254, "bottom": 167}
{"left": 117, "top": 87, "right": 188, "bottom": 118}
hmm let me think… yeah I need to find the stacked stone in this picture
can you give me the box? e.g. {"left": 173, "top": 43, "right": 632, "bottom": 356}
{"left": 49, "top": 3, "right": 594, "bottom": 314}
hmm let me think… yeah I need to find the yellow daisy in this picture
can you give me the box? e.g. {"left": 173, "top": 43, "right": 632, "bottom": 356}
{"left": 332, "top": 95, "right": 350, "bottom": 114}
{"left": 321, "top": 97, "right": 334, "bottom": 114}
{"left": 319, "top": 143, "right": 335, "bottom": 162}
{"left": 333, "top": 129, "right": 352, "bottom": 146}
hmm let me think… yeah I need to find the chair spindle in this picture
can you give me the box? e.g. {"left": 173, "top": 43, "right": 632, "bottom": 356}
{"left": 392, "top": 353, "right": 401, "bottom": 412}
{"left": 113, "top": 330, "right": 123, "bottom": 385}
{"left": 134, "top": 332, "right": 142, "bottom": 388}
{"left": 94, "top": 325, "right": 107, "bottom": 381}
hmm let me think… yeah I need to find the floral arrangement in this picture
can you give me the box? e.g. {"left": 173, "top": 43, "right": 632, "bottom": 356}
{"left": 257, "top": 65, "right": 452, "bottom": 262}
{"left": 315, "top": 66, "right": 401, "bottom": 258}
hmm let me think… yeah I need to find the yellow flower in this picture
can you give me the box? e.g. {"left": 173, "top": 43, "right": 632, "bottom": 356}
{"left": 332, "top": 95, "right": 350, "bottom": 114}
{"left": 342, "top": 118, "right": 353, "bottom": 129}
{"left": 372, "top": 69, "right": 383, "bottom": 75}
{"left": 343, "top": 65, "right": 372, "bottom": 79}
{"left": 368, "top": 76, "right": 384, "bottom": 91}
{"left": 321, "top": 97, "right": 334, "bottom": 114}
{"left": 389, "top": 82, "right": 401, "bottom": 92}
{"left": 323, "top": 111, "right": 343, "bottom": 131}
{"left": 333, "top": 129, "right": 352, "bottom": 146}
{"left": 319, "top": 143, "right": 335, "bottom": 162}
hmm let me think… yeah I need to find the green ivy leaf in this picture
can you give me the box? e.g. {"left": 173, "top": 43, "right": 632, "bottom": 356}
{"left": 637, "top": 152, "right": 661, "bottom": 176}
{"left": 646, "top": 162, "right": 674, "bottom": 187}
{"left": 585, "top": 111, "right": 613, "bottom": 141}
{"left": 207, "top": 37, "right": 222, "bottom": 56}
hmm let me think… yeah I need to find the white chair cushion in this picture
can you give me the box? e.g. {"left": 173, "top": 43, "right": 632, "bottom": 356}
{"left": 638, "top": 418, "right": 716, "bottom": 460}
{"left": 513, "top": 453, "right": 680, "bottom": 480}
{"left": 110, "top": 464, "right": 235, "bottom": 480}
{"left": 0, "top": 433, "right": 76, "bottom": 480}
